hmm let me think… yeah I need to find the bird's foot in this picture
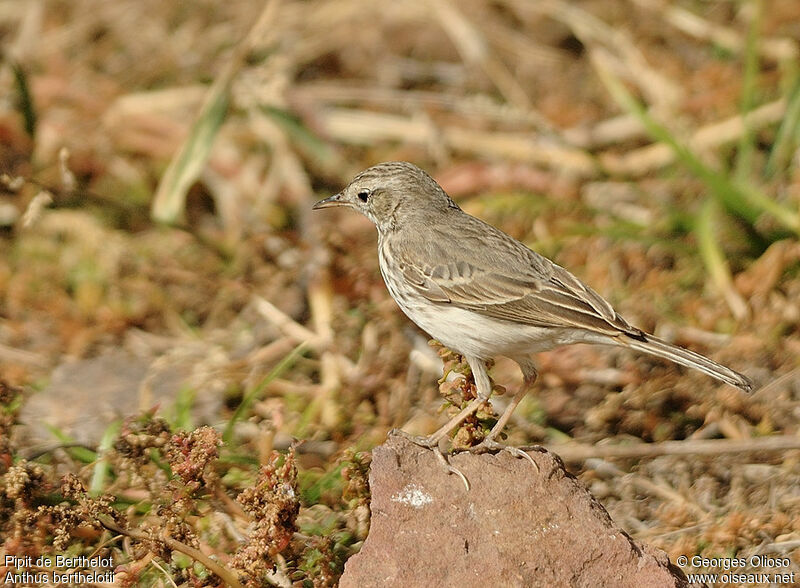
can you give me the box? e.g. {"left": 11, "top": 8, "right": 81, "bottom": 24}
{"left": 389, "top": 428, "right": 471, "bottom": 490}
{"left": 467, "top": 438, "right": 539, "bottom": 472}
{"left": 431, "top": 446, "right": 470, "bottom": 491}
{"left": 389, "top": 427, "right": 440, "bottom": 448}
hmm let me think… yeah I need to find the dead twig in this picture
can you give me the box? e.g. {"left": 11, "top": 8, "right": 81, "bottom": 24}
{"left": 99, "top": 517, "right": 247, "bottom": 588}
{"left": 631, "top": 0, "right": 798, "bottom": 63}
{"left": 599, "top": 98, "right": 787, "bottom": 176}
{"left": 431, "top": 0, "right": 533, "bottom": 111}
{"left": 547, "top": 435, "right": 800, "bottom": 463}
{"left": 591, "top": 459, "right": 708, "bottom": 518}
{"left": 253, "top": 296, "right": 326, "bottom": 349}
{"left": 317, "top": 108, "right": 598, "bottom": 177}
{"left": 510, "top": 0, "right": 681, "bottom": 110}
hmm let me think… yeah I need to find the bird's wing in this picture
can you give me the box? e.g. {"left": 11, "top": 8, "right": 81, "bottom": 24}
{"left": 391, "top": 216, "right": 643, "bottom": 338}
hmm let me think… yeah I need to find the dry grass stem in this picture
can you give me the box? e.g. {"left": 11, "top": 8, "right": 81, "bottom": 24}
{"left": 253, "top": 296, "right": 325, "bottom": 350}
{"left": 99, "top": 518, "right": 246, "bottom": 588}
{"left": 633, "top": 0, "right": 798, "bottom": 63}
{"left": 516, "top": 0, "right": 682, "bottom": 110}
{"left": 550, "top": 436, "right": 800, "bottom": 462}
{"left": 563, "top": 114, "right": 645, "bottom": 149}
{"left": 432, "top": 0, "right": 533, "bottom": 111}
{"left": 600, "top": 98, "right": 788, "bottom": 176}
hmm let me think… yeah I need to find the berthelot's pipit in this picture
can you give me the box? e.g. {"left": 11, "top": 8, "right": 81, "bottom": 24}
{"left": 314, "top": 161, "right": 752, "bottom": 459}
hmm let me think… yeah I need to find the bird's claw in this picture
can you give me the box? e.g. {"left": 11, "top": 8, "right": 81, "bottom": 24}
{"left": 389, "top": 428, "right": 470, "bottom": 490}
{"left": 432, "top": 447, "right": 470, "bottom": 491}
{"left": 389, "top": 427, "right": 440, "bottom": 449}
{"left": 467, "top": 439, "right": 539, "bottom": 471}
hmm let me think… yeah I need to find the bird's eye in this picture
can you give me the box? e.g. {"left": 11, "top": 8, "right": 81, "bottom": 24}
{"left": 357, "top": 189, "right": 370, "bottom": 203}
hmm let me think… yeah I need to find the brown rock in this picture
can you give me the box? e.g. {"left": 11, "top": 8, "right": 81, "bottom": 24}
{"left": 19, "top": 350, "right": 150, "bottom": 447}
{"left": 17, "top": 350, "right": 223, "bottom": 449}
{"left": 341, "top": 433, "right": 689, "bottom": 588}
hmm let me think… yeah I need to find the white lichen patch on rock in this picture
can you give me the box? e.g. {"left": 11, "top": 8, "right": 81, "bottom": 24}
{"left": 391, "top": 484, "right": 433, "bottom": 508}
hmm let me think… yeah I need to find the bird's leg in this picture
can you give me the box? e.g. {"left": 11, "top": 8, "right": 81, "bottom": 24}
{"left": 393, "top": 356, "right": 492, "bottom": 489}
{"left": 415, "top": 397, "right": 485, "bottom": 447}
{"left": 390, "top": 395, "right": 485, "bottom": 449}
{"left": 485, "top": 359, "right": 537, "bottom": 443}
{"left": 391, "top": 425, "right": 473, "bottom": 490}
{"left": 420, "top": 356, "right": 492, "bottom": 448}
{"left": 469, "top": 358, "right": 538, "bottom": 469}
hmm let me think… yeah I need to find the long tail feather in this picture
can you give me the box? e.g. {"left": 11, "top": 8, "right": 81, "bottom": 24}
{"left": 624, "top": 334, "right": 752, "bottom": 392}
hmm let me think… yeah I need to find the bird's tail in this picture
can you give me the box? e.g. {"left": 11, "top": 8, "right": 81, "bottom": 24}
{"left": 624, "top": 334, "right": 753, "bottom": 392}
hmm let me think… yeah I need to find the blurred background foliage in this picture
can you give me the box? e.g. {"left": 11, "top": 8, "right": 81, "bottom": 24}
{"left": 1, "top": 0, "right": 800, "bottom": 586}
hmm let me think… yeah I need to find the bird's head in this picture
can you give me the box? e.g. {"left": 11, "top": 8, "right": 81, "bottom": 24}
{"left": 312, "top": 161, "right": 459, "bottom": 231}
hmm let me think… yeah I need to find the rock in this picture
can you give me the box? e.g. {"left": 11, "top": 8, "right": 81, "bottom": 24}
{"left": 340, "top": 434, "right": 688, "bottom": 588}
{"left": 17, "top": 349, "right": 223, "bottom": 448}
{"left": 19, "top": 350, "right": 150, "bottom": 447}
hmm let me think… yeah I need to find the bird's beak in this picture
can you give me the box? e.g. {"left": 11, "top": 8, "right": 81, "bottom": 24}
{"left": 312, "top": 192, "right": 345, "bottom": 210}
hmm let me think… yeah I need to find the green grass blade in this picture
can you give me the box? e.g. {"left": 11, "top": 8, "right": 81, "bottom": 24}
{"left": 261, "top": 105, "right": 341, "bottom": 170}
{"left": 596, "top": 62, "right": 800, "bottom": 234}
{"left": 169, "top": 386, "right": 197, "bottom": 431}
{"left": 223, "top": 342, "right": 307, "bottom": 444}
{"left": 696, "top": 200, "right": 749, "bottom": 320}
{"left": 89, "top": 419, "right": 121, "bottom": 496}
{"left": 11, "top": 62, "right": 36, "bottom": 138}
{"left": 736, "top": 179, "right": 800, "bottom": 233}
{"left": 766, "top": 80, "right": 800, "bottom": 179}
{"left": 734, "top": 0, "right": 762, "bottom": 182}
{"left": 151, "top": 85, "right": 230, "bottom": 224}
{"left": 43, "top": 424, "right": 98, "bottom": 463}
{"left": 151, "top": 0, "right": 282, "bottom": 225}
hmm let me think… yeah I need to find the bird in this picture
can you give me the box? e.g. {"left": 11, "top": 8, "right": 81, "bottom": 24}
{"left": 313, "top": 161, "right": 753, "bottom": 462}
